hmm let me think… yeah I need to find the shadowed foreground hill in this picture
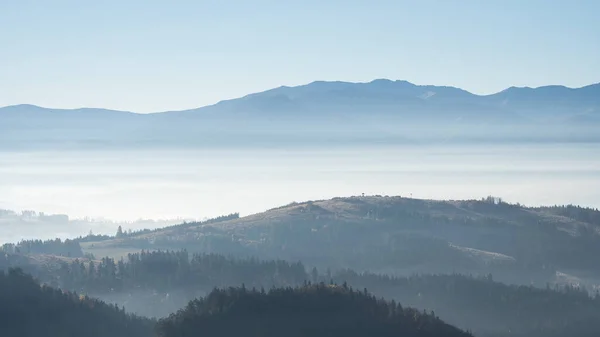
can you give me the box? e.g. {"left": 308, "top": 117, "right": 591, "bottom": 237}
{"left": 0, "top": 268, "right": 154, "bottom": 337}
{"left": 156, "top": 284, "right": 472, "bottom": 337}
{"left": 6, "top": 250, "right": 600, "bottom": 337}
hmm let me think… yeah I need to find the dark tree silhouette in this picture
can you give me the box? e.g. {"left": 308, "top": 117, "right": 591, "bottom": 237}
{"left": 0, "top": 268, "right": 153, "bottom": 337}
{"left": 157, "top": 284, "right": 472, "bottom": 337}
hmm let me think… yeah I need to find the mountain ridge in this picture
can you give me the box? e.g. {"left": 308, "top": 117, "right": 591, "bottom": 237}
{"left": 2, "top": 79, "right": 599, "bottom": 148}
{"left": 2, "top": 79, "right": 599, "bottom": 114}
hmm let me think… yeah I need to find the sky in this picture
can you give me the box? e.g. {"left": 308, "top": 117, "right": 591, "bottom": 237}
{"left": 1, "top": 0, "right": 599, "bottom": 113}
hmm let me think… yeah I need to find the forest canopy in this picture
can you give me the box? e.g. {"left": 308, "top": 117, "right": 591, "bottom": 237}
{"left": 157, "top": 283, "right": 473, "bottom": 337}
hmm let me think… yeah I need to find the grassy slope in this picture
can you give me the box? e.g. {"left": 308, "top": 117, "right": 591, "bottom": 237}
{"left": 78, "top": 197, "right": 600, "bottom": 288}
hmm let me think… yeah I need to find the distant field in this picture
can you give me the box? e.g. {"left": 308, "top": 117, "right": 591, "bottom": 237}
{"left": 80, "top": 242, "right": 145, "bottom": 260}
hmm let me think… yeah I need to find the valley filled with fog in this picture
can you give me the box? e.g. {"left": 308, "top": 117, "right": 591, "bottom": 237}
{"left": 1, "top": 142, "right": 599, "bottom": 240}
{"left": 3, "top": 1, "right": 600, "bottom": 336}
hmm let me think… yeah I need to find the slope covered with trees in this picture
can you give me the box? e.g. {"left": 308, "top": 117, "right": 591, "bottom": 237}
{"left": 0, "top": 268, "right": 153, "bottom": 337}
{"left": 157, "top": 284, "right": 472, "bottom": 337}
{"left": 5, "top": 197, "right": 600, "bottom": 336}
{"left": 2, "top": 238, "right": 84, "bottom": 257}
{"left": 4, "top": 249, "right": 600, "bottom": 336}
{"left": 535, "top": 205, "right": 600, "bottom": 227}
{"left": 334, "top": 271, "right": 600, "bottom": 337}
{"left": 82, "top": 196, "right": 600, "bottom": 289}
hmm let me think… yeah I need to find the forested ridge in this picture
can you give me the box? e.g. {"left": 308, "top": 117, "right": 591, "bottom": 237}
{"left": 21, "top": 250, "right": 307, "bottom": 293}
{"left": 0, "top": 265, "right": 473, "bottom": 337}
{"left": 3, "top": 249, "right": 600, "bottom": 336}
{"left": 157, "top": 284, "right": 473, "bottom": 337}
{"left": 0, "top": 268, "right": 154, "bottom": 337}
{"left": 334, "top": 270, "right": 600, "bottom": 337}
{"left": 3, "top": 198, "right": 600, "bottom": 336}
{"left": 69, "top": 197, "right": 600, "bottom": 283}
{"left": 535, "top": 205, "right": 600, "bottom": 226}
{"left": 2, "top": 238, "right": 84, "bottom": 257}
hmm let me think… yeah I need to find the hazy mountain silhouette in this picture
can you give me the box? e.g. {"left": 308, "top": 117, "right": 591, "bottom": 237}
{"left": 2, "top": 80, "right": 599, "bottom": 149}
{"left": 161, "top": 79, "right": 600, "bottom": 120}
{"left": 485, "top": 83, "right": 600, "bottom": 122}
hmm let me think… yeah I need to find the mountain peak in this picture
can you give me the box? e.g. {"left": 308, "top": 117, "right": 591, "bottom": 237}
{"left": 369, "top": 78, "right": 395, "bottom": 84}
{"left": 1, "top": 104, "right": 46, "bottom": 111}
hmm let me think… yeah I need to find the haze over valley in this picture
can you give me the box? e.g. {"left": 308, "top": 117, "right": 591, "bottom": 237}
{"left": 2, "top": 80, "right": 600, "bottom": 226}
{"left": 3, "top": 84, "right": 600, "bottom": 335}
{"left": 2, "top": 1, "right": 600, "bottom": 336}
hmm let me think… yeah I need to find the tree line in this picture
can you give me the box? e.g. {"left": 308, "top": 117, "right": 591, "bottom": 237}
{"left": 157, "top": 283, "right": 473, "bottom": 337}
{"left": 1, "top": 238, "right": 83, "bottom": 257}
{"left": 39, "top": 250, "right": 307, "bottom": 294}
{"left": 0, "top": 268, "right": 153, "bottom": 337}
{"left": 1, "top": 265, "right": 474, "bottom": 337}
{"left": 3, "top": 248, "right": 600, "bottom": 336}
{"left": 332, "top": 270, "right": 600, "bottom": 337}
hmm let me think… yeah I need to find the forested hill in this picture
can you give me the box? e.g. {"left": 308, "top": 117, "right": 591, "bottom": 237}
{"left": 6, "top": 249, "right": 600, "bottom": 337}
{"left": 0, "top": 268, "right": 154, "bottom": 337}
{"left": 336, "top": 271, "right": 600, "bottom": 337}
{"left": 156, "top": 284, "right": 473, "bottom": 337}
{"left": 82, "top": 196, "right": 600, "bottom": 288}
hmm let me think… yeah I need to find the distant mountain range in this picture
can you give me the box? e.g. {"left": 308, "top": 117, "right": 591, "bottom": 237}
{"left": 2, "top": 79, "right": 599, "bottom": 149}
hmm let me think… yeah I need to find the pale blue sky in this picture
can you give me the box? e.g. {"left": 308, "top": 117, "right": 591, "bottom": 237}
{"left": 1, "top": 0, "right": 598, "bottom": 113}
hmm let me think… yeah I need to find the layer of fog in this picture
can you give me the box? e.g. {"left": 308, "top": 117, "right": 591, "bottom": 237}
{"left": 1, "top": 142, "right": 599, "bottom": 242}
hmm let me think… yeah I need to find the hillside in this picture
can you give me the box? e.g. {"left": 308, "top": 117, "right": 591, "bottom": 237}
{"left": 0, "top": 268, "right": 153, "bottom": 337}
{"left": 81, "top": 196, "right": 600, "bottom": 288}
{"left": 6, "top": 249, "right": 600, "bottom": 337}
{"left": 337, "top": 271, "right": 600, "bottom": 337}
{"left": 156, "top": 284, "right": 472, "bottom": 337}
{"left": 2, "top": 80, "right": 599, "bottom": 149}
